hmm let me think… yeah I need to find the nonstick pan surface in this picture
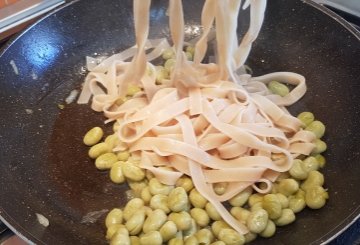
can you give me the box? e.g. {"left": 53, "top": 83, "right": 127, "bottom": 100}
{"left": 0, "top": 0, "right": 359, "bottom": 244}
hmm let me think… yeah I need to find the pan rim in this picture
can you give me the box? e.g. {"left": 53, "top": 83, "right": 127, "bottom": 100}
{"left": 0, "top": 0, "right": 359, "bottom": 244}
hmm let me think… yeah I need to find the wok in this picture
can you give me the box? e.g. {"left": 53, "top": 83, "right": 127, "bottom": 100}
{"left": 0, "top": 0, "right": 359, "bottom": 244}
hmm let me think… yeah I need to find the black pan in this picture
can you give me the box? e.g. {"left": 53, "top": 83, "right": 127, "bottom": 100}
{"left": 0, "top": 0, "right": 359, "bottom": 244}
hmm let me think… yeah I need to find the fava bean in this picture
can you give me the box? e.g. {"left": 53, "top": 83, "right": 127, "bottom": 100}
{"left": 149, "top": 178, "right": 174, "bottom": 196}
{"left": 123, "top": 198, "right": 144, "bottom": 221}
{"left": 218, "top": 228, "right": 245, "bottom": 245}
{"left": 288, "top": 196, "right": 306, "bottom": 213}
{"left": 189, "top": 189, "right": 208, "bottom": 208}
{"left": 150, "top": 194, "right": 170, "bottom": 214}
{"left": 195, "top": 229, "right": 215, "bottom": 244}
{"left": 83, "top": 127, "right": 103, "bottom": 146}
{"left": 244, "top": 232, "right": 257, "bottom": 243}
{"left": 210, "top": 242, "right": 225, "bottom": 245}
{"left": 130, "top": 236, "right": 141, "bottom": 245}
{"left": 164, "top": 59, "right": 176, "bottom": 72}
{"left": 183, "top": 218, "right": 198, "bottom": 238}
{"left": 213, "top": 182, "right": 228, "bottom": 195}
{"left": 110, "top": 162, "right": 126, "bottom": 184}
{"left": 289, "top": 159, "right": 308, "bottom": 180}
{"left": 122, "top": 162, "right": 145, "bottom": 181}
{"left": 275, "top": 193, "right": 289, "bottom": 208}
{"left": 211, "top": 221, "right": 230, "bottom": 238}
{"left": 168, "top": 187, "right": 189, "bottom": 212}
{"left": 117, "top": 151, "right": 130, "bottom": 161}
{"left": 140, "top": 231, "right": 163, "bottom": 245}
{"left": 125, "top": 209, "right": 146, "bottom": 235}
{"left": 246, "top": 209, "right": 268, "bottom": 233}
{"left": 106, "top": 208, "right": 123, "bottom": 228}
{"left": 268, "top": 81, "right": 289, "bottom": 97}
{"left": 106, "top": 224, "right": 124, "bottom": 240}
{"left": 141, "top": 187, "right": 152, "bottom": 204}
{"left": 160, "top": 221, "right": 178, "bottom": 242}
{"left": 184, "top": 236, "right": 198, "bottom": 245}
{"left": 190, "top": 208, "right": 210, "bottom": 227}
{"left": 105, "top": 134, "right": 120, "bottom": 149}
{"left": 274, "top": 209, "right": 295, "bottom": 226}
{"left": 176, "top": 176, "right": 194, "bottom": 193}
{"left": 162, "top": 48, "right": 175, "bottom": 60}
{"left": 301, "top": 170, "right": 324, "bottom": 191}
{"left": 88, "top": 142, "right": 110, "bottom": 159}
{"left": 302, "top": 156, "right": 319, "bottom": 173}
{"left": 305, "top": 186, "right": 328, "bottom": 209}
{"left": 259, "top": 220, "right": 276, "bottom": 238}
{"left": 169, "top": 211, "right": 192, "bottom": 231}
{"left": 143, "top": 209, "right": 167, "bottom": 234}
{"left": 110, "top": 227, "right": 130, "bottom": 245}
{"left": 248, "top": 193, "right": 264, "bottom": 207}
{"left": 297, "top": 112, "right": 315, "bottom": 127}
{"left": 126, "top": 84, "right": 141, "bottom": 97}
{"left": 230, "top": 207, "right": 250, "bottom": 223}
{"left": 229, "top": 187, "right": 253, "bottom": 207}
{"left": 312, "top": 139, "right": 327, "bottom": 154}
{"left": 313, "top": 154, "right": 326, "bottom": 168}
{"left": 205, "top": 202, "right": 221, "bottom": 221}
{"left": 169, "top": 237, "right": 184, "bottom": 245}
{"left": 262, "top": 194, "right": 282, "bottom": 220}
{"left": 277, "top": 179, "right": 299, "bottom": 196}
{"left": 95, "top": 153, "right": 118, "bottom": 170}
{"left": 305, "top": 120, "right": 325, "bottom": 138}
{"left": 128, "top": 180, "right": 148, "bottom": 196}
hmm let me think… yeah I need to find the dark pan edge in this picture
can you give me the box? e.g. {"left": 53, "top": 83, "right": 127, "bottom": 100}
{"left": 0, "top": 212, "right": 36, "bottom": 245}
{"left": 0, "top": 0, "right": 81, "bottom": 57}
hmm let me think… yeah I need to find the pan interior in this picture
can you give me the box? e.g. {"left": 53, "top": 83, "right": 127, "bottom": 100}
{"left": 0, "top": 0, "right": 359, "bottom": 244}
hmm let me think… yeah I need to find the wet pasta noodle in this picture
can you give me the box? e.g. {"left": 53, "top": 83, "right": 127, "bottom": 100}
{"left": 79, "top": 0, "right": 329, "bottom": 243}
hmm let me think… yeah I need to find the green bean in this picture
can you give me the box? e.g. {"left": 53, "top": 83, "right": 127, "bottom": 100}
{"left": 301, "top": 170, "right": 324, "bottom": 191}
{"left": 297, "top": 112, "right": 315, "bottom": 127}
{"left": 275, "top": 193, "right": 289, "bottom": 208}
{"left": 122, "top": 162, "right": 145, "bottom": 181}
{"left": 130, "top": 236, "right": 141, "bottom": 245}
{"left": 149, "top": 178, "right": 174, "bottom": 196}
{"left": 110, "top": 227, "right": 130, "bottom": 245}
{"left": 274, "top": 209, "right": 295, "bottom": 226}
{"left": 305, "top": 120, "right": 325, "bottom": 138}
{"left": 168, "top": 187, "right": 189, "bottom": 212}
{"left": 195, "top": 229, "right": 215, "bottom": 244}
{"left": 95, "top": 153, "right": 118, "bottom": 170}
{"left": 313, "top": 154, "right": 326, "bottom": 168}
{"left": 190, "top": 208, "right": 210, "bottom": 227}
{"left": 229, "top": 187, "right": 253, "bottom": 207}
{"left": 211, "top": 221, "right": 231, "bottom": 238}
{"left": 305, "top": 186, "right": 329, "bottom": 209}
{"left": 246, "top": 209, "right": 268, "bottom": 233}
{"left": 277, "top": 179, "right": 299, "bottom": 196}
{"left": 89, "top": 142, "right": 110, "bottom": 159}
{"left": 205, "top": 202, "right": 221, "bottom": 221}
{"left": 184, "top": 236, "right": 199, "bottom": 245}
{"left": 168, "top": 211, "right": 192, "bottom": 231}
{"left": 160, "top": 221, "right": 178, "bottom": 242}
{"left": 83, "top": 127, "right": 104, "bottom": 146}
{"left": 289, "top": 159, "right": 308, "bottom": 180}
{"left": 117, "top": 151, "right": 130, "bottom": 161}
{"left": 288, "top": 196, "right": 306, "bottom": 213}
{"left": 230, "top": 207, "right": 250, "bottom": 223}
{"left": 189, "top": 189, "right": 208, "bottom": 208}
{"left": 301, "top": 156, "right": 319, "bottom": 173}
{"left": 125, "top": 209, "right": 146, "bottom": 235}
{"left": 259, "top": 220, "right": 276, "bottom": 238}
{"left": 213, "top": 182, "right": 228, "bottom": 195}
{"left": 168, "top": 237, "right": 184, "bottom": 245}
{"left": 262, "top": 194, "right": 282, "bottom": 220}
{"left": 140, "top": 231, "right": 163, "bottom": 245}
{"left": 110, "top": 162, "right": 126, "bottom": 184}
{"left": 312, "top": 139, "right": 327, "bottom": 154}
{"left": 106, "top": 208, "right": 123, "bottom": 228}
{"left": 126, "top": 84, "right": 141, "bottom": 97}
{"left": 150, "top": 194, "right": 170, "bottom": 214}
{"left": 123, "top": 198, "right": 144, "bottom": 221}
{"left": 176, "top": 176, "right": 194, "bottom": 193}
{"left": 218, "top": 228, "right": 245, "bottom": 245}
{"left": 268, "top": 81, "right": 290, "bottom": 97}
